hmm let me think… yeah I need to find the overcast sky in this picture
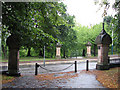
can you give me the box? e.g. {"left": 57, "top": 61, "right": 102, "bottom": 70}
{"left": 63, "top": 0, "right": 115, "bottom": 26}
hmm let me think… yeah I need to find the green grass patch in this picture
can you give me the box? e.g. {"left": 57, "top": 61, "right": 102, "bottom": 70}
{"left": 0, "top": 59, "right": 8, "bottom": 62}
{"left": 0, "top": 57, "right": 56, "bottom": 62}
{"left": 19, "top": 58, "right": 56, "bottom": 62}
{"left": 2, "top": 75, "right": 14, "bottom": 80}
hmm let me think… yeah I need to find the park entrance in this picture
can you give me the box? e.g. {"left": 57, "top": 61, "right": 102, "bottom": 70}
{"left": 3, "top": 22, "right": 120, "bottom": 76}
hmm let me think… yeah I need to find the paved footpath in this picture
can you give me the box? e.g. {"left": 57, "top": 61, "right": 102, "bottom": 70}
{"left": 2, "top": 71, "right": 106, "bottom": 88}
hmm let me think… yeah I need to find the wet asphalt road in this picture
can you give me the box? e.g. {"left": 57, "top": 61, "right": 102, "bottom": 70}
{"left": 2, "top": 62, "right": 97, "bottom": 75}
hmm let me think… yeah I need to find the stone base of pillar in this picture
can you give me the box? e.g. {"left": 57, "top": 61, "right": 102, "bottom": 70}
{"left": 87, "top": 54, "right": 91, "bottom": 57}
{"left": 96, "top": 64, "right": 110, "bottom": 70}
{"left": 6, "top": 70, "right": 21, "bottom": 76}
{"left": 56, "top": 56, "right": 61, "bottom": 59}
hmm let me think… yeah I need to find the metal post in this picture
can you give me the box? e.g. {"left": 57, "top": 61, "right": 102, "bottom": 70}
{"left": 35, "top": 63, "right": 38, "bottom": 75}
{"left": 75, "top": 61, "right": 77, "bottom": 72}
{"left": 44, "top": 46, "right": 45, "bottom": 66}
{"left": 86, "top": 60, "right": 89, "bottom": 71}
{"left": 111, "top": 26, "right": 113, "bottom": 55}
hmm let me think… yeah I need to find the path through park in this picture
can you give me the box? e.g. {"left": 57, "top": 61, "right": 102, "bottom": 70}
{"left": 2, "top": 71, "right": 105, "bottom": 88}
{"left": 2, "top": 61, "right": 106, "bottom": 88}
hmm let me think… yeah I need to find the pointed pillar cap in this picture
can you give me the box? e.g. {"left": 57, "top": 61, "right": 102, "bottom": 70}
{"left": 95, "top": 23, "right": 112, "bottom": 45}
{"left": 86, "top": 41, "right": 92, "bottom": 46}
{"left": 56, "top": 42, "right": 61, "bottom": 47}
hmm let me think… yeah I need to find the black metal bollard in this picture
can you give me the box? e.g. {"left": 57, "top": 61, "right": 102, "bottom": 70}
{"left": 86, "top": 60, "right": 89, "bottom": 71}
{"left": 35, "top": 63, "right": 39, "bottom": 75}
{"left": 75, "top": 61, "right": 77, "bottom": 72}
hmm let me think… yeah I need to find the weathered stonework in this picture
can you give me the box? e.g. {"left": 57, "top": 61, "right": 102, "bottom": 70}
{"left": 95, "top": 23, "right": 112, "bottom": 70}
{"left": 56, "top": 43, "right": 61, "bottom": 59}
{"left": 6, "top": 34, "right": 21, "bottom": 76}
{"left": 86, "top": 41, "right": 92, "bottom": 57}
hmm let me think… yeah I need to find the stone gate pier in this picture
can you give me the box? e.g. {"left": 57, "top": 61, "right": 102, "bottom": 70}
{"left": 56, "top": 42, "right": 61, "bottom": 59}
{"left": 86, "top": 41, "right": 92, "bottom": 57}
{"left": 6, "top": 34, "right": 21, "bottom": 76}
{"left": 95, "top": 23, "right": 112, "bottom": 70}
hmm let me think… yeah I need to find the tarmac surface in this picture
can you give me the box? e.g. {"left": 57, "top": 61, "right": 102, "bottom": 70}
{"left": 2, "top": 71, "right": 105, "bottom": 88}
{"left": 2, "top": 61, "right": 97, "bottom": 75}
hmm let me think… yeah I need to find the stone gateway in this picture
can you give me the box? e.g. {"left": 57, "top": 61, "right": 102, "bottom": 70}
{"left": 56, "top": 42, "right": 61, "bottom": 59}
{"left": 95, "top": 23, "right": 112, "bottom": 70}
{"left": 6, "top": 34, "right": 21, "bottom": 76}
{"left": 86, "top": 41, "right": 92, "bottom": 57}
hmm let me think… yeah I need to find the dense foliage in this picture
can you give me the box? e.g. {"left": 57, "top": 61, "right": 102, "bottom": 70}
{"left": 2, "top": 2, "right": 77, "bottom": 58}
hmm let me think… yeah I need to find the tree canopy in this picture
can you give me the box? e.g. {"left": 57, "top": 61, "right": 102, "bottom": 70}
{"left": 2, "top": 2, "right": 77, "bottom": 58}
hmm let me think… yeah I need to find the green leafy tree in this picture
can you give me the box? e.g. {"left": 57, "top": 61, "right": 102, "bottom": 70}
{"left": 56, "top": 13, "right": 77, "bottom": 58}
{"left": 2, "top": 2, "right": 70, "bottom": 58}
{"left": 74, "top": 23, "right": 103, "bottom": 56}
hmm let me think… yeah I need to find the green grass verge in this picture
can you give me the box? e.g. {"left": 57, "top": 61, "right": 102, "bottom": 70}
{"left": 2, "top": 75, "right": 14, "bottom": 80}
{"left": 0, "top": 57, "right": 56, "bottom": 63}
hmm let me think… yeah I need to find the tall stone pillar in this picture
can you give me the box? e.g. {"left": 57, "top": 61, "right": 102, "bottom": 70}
{"left": 56, "top": 42, "right": 61, "bottom": 59}
{"left": 95, "top": 23, "right": 112, "bottom": 70}
{"left": 6, "top": 34, "right": 21, "bottom": 76}
{"left": 86, "top": 41, "right": 92, "bottom": 57}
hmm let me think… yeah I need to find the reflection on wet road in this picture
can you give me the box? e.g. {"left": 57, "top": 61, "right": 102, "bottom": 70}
{"left": 1, "top": 61, "right": 97, "bottom": 75}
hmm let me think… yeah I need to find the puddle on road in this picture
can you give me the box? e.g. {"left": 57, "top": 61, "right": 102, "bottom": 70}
{"left": 54, "top": 74, "right": 64, "bottom": 77}
{"left": 53, "top": 72, "right": 77, "bottom": 77}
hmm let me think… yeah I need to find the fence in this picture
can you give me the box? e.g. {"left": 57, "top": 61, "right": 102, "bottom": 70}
{"left": 109, "top": 58, "right": 120, "bottom": 68}
{"left": 35, "top": 61, "right": 78, "bottom": 75}
{"left": 35, "top": 60, "right": 90, "bottom": 75}
{"left": 109, "top": 58, "right": 120, "bottom": 64}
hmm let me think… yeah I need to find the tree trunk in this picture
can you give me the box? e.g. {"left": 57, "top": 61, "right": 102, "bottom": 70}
{"left": 82, "top": 49, "right": 85, "bottom": 57}
{"left": 2, "top": 45, "right": 7, "bottom": 59}
{"left": 63, "top": 48, "right": 66, "bottom": 58}
{"left": 27, "top": 47, "right": 31, "bottom": 57}
{"left": 6, "top": 34, "right": 21, "bottom": 76}
{"left": 39, "top": 49, "right": 43, "bottom": 57}
{"left": 93, "top": 44, "right": 96, "bottom": 56}
{"left": 51, "top": 53, "right": 53, "bottom": 58}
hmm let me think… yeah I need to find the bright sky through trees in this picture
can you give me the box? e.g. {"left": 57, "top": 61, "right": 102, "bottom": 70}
{"left": 63, "top": 0, "right": 115, "bottom": 27}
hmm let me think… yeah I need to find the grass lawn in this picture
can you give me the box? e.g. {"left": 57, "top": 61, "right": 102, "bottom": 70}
{"left": 0, "top": 57, "right": 56, "bottom": 63}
